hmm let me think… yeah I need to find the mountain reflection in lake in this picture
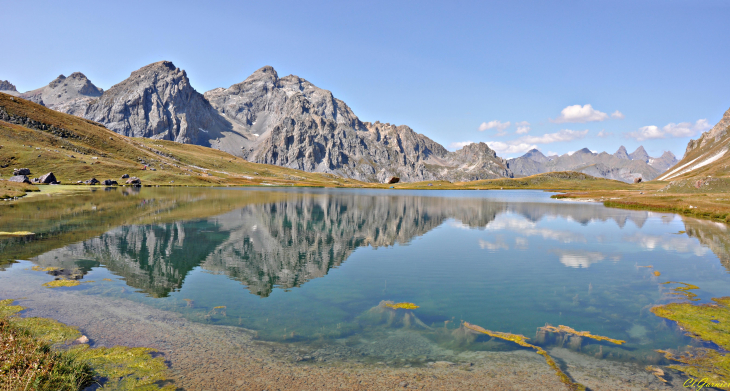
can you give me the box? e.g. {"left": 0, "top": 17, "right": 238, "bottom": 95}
{"left": 2, "top": 188, "right": 730, "bottom": 373}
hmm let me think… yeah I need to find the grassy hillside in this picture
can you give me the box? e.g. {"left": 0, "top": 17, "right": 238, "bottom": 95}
{"left": 0, "top": 92, "right": 364, "bottom": 193}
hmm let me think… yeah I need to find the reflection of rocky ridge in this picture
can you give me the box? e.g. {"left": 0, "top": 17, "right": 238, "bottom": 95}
{"left": 31, "top": 192, "right": 720, "bottom": 298}
{"left": 682, "top": 217, "right": 730, "bottom": 270}
{"left": 34, "top": 222, "right": 224, "bottom": 297}
{"left": 200, "top": 195, "right": 505, "bottom": 296}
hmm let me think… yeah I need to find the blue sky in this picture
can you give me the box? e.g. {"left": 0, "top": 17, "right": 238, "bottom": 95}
{"left": 3, "top": 0, "right": 729, "bottom": 158}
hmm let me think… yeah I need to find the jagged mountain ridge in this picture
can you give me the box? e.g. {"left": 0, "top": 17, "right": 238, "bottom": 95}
{"left": 20, "top": 73, "right": 103, "bottom": 113}
{"left": 658, "top": 106, "right": 730, "bottom": 183}
{"left": 0, "top": 80, "right": 19, "bottom": 96}
{"left": 14, "top": 62, "right": 510, "bottom": 183}
{"left": 507, "top": 146, "right": 677, "bottom": 182}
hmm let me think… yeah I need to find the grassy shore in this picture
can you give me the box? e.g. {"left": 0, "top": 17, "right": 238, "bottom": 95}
{"left": 0, "top": 299, "right": 173, "bottom": 391}
{"left": 552, "top": 188, "right": 730, "bottom": 223}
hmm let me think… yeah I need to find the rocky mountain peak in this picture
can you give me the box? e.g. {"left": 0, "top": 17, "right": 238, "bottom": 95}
{"left": 686, "top": 107, "right": 730, "bottom": 155}
{"left": 629, "top": 146, "right": 649, "bottom": 162}
{"left": 614, "top": 145, "right": 630, "bottom": 159}
{"left": 0, "top": 80, "right": 18, "bottom": 92}
{"left": 659, "top": 151, "right": 676, "bottom": 159}
{"left": 522, "top": 148, "right": 549, "bottom": 163}
{"left": 48, "top": 74, "right": 67, "bottom": 88}
{"left": 575, "top": 147, "right": 593, "bottom": 154}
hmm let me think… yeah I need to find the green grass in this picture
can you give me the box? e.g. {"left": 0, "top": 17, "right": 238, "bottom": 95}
{"left": 0, "top": 299, "right": 175, "bottom": 390}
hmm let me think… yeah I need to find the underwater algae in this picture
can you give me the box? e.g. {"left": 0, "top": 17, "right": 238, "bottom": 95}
{"left": 538, "top": 325, "right": 626, "bottom": 345}
{"left": 0, "top": 231, "right": 35, "bottom": 237}
{"left": 462, "top": 321, "right": 587, "bottom": 391}
{"left": 662, "top": 281, "right": 701, "bottom": 302}
{"left": 0, "top": 299, "right": 174, "bottom": 390}
{"left": 384, "top": 302, "right": 420, "bottom": 310}
{"left": 651, "top": 296, "right": 730, "bottom": 382}
{"left": 42, "top": 279, "right": 82, "bottom": 288}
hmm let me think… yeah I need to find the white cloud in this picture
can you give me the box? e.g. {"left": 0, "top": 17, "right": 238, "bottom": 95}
{"left": 520, "top": 129, "right": 589, "bottom": 144}
{"left": 547, "top": 151, "right": 558, "bottom": 156}
{"left": 486, "top": 141, "right": 538, "bottom": 155}
{"left": 597, "top": 129, "right": 613, "bottom": 138}
{"left": 626, "top": 119, "right": 710, "bottom": 141}
{"left": 611, "top": 110, "right": 625, "bottom": 119}
{"left": 552, "top": 250, "right": 606, "bottom": 268}
{"left": 449, "top": 141, "right": 474, "bottom": 150}
{"left": 479, "top": 120, "right": 511, "bottom": 132}
{"left": 478, "top": 238, "right": 509, "bottom": 251}
{"left": 552, "top": 104, "right": 609, "bottom": 123}
{"left": 515, "top": 121, "right": 530, "bottom": 134}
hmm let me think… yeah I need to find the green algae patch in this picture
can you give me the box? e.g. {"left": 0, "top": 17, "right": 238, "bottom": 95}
{"left": 43, "top": 279, "right": 81, "bottom": 288}
{"left": 0, "top": 298, "right": 24, "bottom": 317}
{"left": 1, "top": 299, "right": 174, "bottom": 390}
{"left": 384, "top": 302, "right": 419, "bottom": 310}
{"left": 463, "top": 321, "right": 586, "bottom": 391}
{"left": 69, "top": 345, "right": 175, "bottom": 391}
{"left": 13, "top": 317, "right": 82, "bottom": 346}
{"left": 662, "top": 281, "right": 701, "bottom": 301}
{"left": 0, "top": 231, "right": 35, "bottom": 237}
{"left": 32, "top": 265, "right": 60, "bottom": 272}
{"left": 538, "top": 324, "right": 626, "bottom": 345}
{"left": 652, "top": 296, "right": 730, "bottom": 382}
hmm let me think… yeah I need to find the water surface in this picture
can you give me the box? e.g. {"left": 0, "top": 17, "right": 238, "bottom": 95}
{"left": 2, "top": 187, "right": 729, "bottom": 380}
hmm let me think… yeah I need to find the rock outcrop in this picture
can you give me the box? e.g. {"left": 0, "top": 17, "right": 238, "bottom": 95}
{"left": 20, "top": 73, "right": 103, "bottom": 112}
{"left": 507, "top": 146, "right": 676, "bottom": 183}
{"left": 204, "top": 66, "right": 510, "bottom": 182}
{"left": 19, "top": 62, "right": 510, "bottom": 182}
{"left": 659, "top": 107, "right": 730, "bottom": 182}
{"left": 0, "top": 80, "right": 19, "bottom": 96}
{"left": 66, "top": 61, "right": 234, "bottom": 146}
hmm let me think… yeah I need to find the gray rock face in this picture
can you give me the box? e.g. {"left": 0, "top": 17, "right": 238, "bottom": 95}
{"left": 648, "top": 151, "right": 678, "bottom": 172}
{"left": 628, "top": 146, "right": 650, "bottom": 163}
{"left": 0, "top": 80, "right": 19, "bottom": 96}
{"left": 204, "top": 66, "right": 510, "bottom": 182}
{"left": 18, "top": 62, "right": 511, "bottom": 182}
{"left": 20, "top": 73, "right": 102, "bottom": 111}
{"left": 685, "top": 107, "right": 730, "bottom": 155}
{"left": 9, "top": 175, "right": 30, "bottom": 183}
{"left": 38, "top": 172, "right": 57, "bottom": 184}
{"left": 507, "top": 147, "right": 666, "bottom": 182}
{"left": 613, "top": 146, "right": 630, "bottom": 160}
{"left": 66, "top": 61, "right": 234, "bottom": 146}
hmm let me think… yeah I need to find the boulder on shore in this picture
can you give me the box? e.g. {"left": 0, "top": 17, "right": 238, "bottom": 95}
{"left": 84, "top": 178, "right": 100, "bottom": 185}
{"left": 39, "top": 172, "right": 58, "bottom": 184}
{"left": 8, "top": 175, "right": 31, "bottom": 184}
{"left": 633, "top": 177, "right": 642, "bottom": 183}
{"left": 126, "top": 177, "right": 141, "bottom": 186}
{"left": 387, "top": 177, "right": 400, "bottom": 184}
{"left": 103, "top": 179, "right": 118, "bottom": 186}
{"left": 13, "top": 168, "right": 30, "bottom": 176}
{"left": 121, "top": 174, "right": 130, "bottom": 179}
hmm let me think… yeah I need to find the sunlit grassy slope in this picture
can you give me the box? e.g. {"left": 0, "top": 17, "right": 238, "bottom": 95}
{"left": 0, "top": 92, "right": 364, "bottom": 190}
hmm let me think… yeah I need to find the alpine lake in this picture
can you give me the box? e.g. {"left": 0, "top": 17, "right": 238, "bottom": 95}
{"left": 2, "top": 187, "right": 729, "bottom": 390}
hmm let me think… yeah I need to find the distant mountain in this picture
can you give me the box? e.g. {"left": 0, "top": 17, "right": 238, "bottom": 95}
{"left": 20, "top": 73, "right": 103, "bottom": 112}
{"left": 657, "top": 106, "right": 730, "bottom": 187}
{"left": 0, "top": 80, "right": 18, "bottom": 96}
{"left": 507, "top": 146, "right": 676, "bottom": 182}
{"left": 17, "top": 62, "right": 511, "bottom": 183}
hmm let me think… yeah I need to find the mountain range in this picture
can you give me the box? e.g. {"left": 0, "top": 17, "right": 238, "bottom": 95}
{"left": 507, "top": 146, "right": 678, "bottom": 182}
{"left": 1, "top": 62, "right": 718, "bottom": 183}
{"left": 1, "top": 63, "right": 510, "bottom": 183}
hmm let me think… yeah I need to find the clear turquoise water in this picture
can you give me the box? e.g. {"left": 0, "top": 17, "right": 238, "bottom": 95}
{"left": 3, "top": 188, "right": 730, "bottom": 365}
